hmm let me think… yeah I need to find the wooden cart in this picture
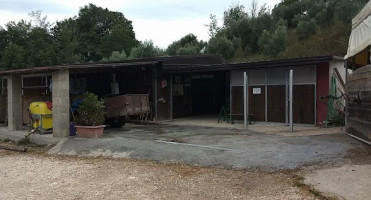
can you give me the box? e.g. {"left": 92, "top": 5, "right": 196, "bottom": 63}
{"left": 105, "top": 94, "right": 151, "bottom": 127}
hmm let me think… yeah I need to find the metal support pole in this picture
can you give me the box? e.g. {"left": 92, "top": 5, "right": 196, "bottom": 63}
{"left": 170, "top": 73, "right": 173, "bottom": 120}
{"left": 344, "top": 61, "right": 348, "bottom": 131}
{"left": 243, "top": 72, "right": 248, "bottom": 130}
{"left": 289, "top": 69, "right": 293, "bottom": 132}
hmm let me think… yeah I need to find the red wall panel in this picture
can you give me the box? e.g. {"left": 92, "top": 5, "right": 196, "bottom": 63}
{"left": 316, "top": 62, "right": 329, "bottom": 126}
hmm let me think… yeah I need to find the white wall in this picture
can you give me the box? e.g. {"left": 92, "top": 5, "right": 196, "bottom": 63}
{"left": 230, "top": 66, "right": 316, "bottom": 86}
{"left": 329, "top": 60, "right": 346, "bottom": 111}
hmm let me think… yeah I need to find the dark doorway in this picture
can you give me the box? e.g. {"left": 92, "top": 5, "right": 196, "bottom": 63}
{"left": 191, "top": 72, "right": 226, "bottom": 115}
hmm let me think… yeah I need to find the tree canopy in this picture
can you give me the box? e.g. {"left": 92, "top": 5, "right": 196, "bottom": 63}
{"left": 0, "top": 0, "right": 368, "bottom": 70}
{"left": 0, "top": 4, "right": 138, "bottom": 70}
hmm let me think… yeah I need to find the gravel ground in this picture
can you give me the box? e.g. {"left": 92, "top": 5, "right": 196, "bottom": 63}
{"left": 0, "top": 149, "right": 316, "bottom": 200}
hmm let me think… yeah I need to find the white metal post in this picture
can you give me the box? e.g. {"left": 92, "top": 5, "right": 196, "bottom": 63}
{"left": 243, "top": 72, "right": 248, "bottom": 130}
{"left": 289, "top": 69, "right": 293, "bottom": 132}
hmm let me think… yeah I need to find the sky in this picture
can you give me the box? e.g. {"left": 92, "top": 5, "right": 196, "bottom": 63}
{"left": 0, "top": 0, "right": 281, "bottom": 49}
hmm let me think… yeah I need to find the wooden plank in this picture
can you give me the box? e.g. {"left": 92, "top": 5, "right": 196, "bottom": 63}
{"left": 346, "top": 65, "right": 371, "bottom": 143}
{"left": 231, "top": 86, "right": 243, "bottom": 120}
{"left": 267, "top": 85, "right": 286, "bottom": 122}
{"left": 0, "top": 145, "right": 27, "bottom": 152}
{"left": 248, "top": 86, "right": 265, "bottom": 121}
{"left": 293, "top": 85, "right": 315, "bottom": 124}
{"left": 0, "top": 95, "right": 6, "bottom": 122}
{"left": 156, "top": 76, "right": 171, "bottom": 120}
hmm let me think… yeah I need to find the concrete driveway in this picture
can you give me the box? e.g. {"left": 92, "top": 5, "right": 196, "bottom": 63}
{"left": 48, "top": 123, "right": 368, "bottom": 170}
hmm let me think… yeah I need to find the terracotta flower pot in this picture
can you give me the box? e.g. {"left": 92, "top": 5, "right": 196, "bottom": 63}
{"left": 75, "top": 125, "right": 106, "bottom": 138}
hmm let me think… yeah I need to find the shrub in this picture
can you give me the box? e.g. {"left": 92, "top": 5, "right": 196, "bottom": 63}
{"left": 76, "top": 93, "right": 105, "bottom": 126}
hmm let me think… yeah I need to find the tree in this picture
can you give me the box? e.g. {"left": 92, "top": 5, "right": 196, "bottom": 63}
{"left": 176, "top": 44, "right": 200, "bottom": 55}
{"left": 100, "top": 25, "right": 138, "bottom": 58}
{"left": 296, "top": 18, "right": 317, "bottom": 40}
{"left": 129, "top": 40, "right": 164, "bottom": 59}
{"left": 25, "top": 27, "right": 58, "bottom": 67}
{"left": 206, "top": 14, "right": 220, "bottom": 37}
{"left": 29, "top": 10, "right": 53, "bottom": 30}
{"left": 0, "top": 42, "right": 26, "bottom": 70}
{"left": 53, "top": 21, "right": 82, "bottom": 64}
{"left": 166, "top": 33, "right": 206, "bottom": 56}
{"left": 223, "top": 4, "right": 248, "bottom": 28}
{"left": 101, "top": 50, "right": 127, "bottom": 61}
{"left": 206, "top": 34, "right": 235, "bottom": 59}
{"left": 258, "top": 25, "right": 287, "bottom": 57}
{"left": 75, "top": 4, "right": 137, "bottom": 62}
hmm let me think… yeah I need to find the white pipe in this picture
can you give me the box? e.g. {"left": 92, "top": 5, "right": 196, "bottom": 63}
{"left": 346, "top": 133, "right": 371, "bottom": 146}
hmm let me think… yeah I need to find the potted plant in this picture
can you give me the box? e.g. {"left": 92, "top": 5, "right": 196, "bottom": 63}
{"left": 75, "top": 93, "right": 106, "bottom": 138}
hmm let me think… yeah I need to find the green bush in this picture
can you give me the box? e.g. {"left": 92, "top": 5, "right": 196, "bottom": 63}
{"left": 76, "top": 93, "right": 105, "bottom": 126}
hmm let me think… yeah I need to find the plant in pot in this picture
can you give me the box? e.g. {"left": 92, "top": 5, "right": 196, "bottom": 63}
{"left": 75, "top": 93, "right": 106, "bottom": 138}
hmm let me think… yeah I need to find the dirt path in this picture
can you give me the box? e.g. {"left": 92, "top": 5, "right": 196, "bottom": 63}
{"left": 304, "top": 164, "right": 371, "bottom": 200}
{"left": 0, "top": 149, "right": 316, "bottom": 200}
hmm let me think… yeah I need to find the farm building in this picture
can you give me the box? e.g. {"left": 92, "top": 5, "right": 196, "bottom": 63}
{"left": 0, "top": 55, "right": 345, "bottom": 137}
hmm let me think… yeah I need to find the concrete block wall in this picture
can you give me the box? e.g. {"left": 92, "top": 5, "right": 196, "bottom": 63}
{"left": 7, "top": 74, "right": 22, "bottom": 131}
{"left": 52, "top": 69, "right": 70, "bottom": 138}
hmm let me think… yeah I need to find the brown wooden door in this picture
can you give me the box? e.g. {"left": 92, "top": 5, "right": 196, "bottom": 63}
{"left": 156, "top": 77, "right": 171, "bottom": 120}
{"left": 267, "top": 85, "right": 286, "bottom": 122}
{"left": 249, "top": 86, "right": 265, "bottom": 121}
{"left": 231, "top": 86, "right": 243, "bottom": 117}
{"left": 293, "top": 85, "right": 315, "bottom": 124}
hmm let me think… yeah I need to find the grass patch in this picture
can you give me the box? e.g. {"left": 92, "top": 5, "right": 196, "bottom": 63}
{"left": 17, "top": 138, "right": 32, "bottom": 146}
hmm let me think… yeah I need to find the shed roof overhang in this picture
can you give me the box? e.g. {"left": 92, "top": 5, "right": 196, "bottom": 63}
{"left": 163, "top": 55, "right": 341, "bottom": 73}
{"left": 0, "top": 54, "right": 227, "bottom": 76}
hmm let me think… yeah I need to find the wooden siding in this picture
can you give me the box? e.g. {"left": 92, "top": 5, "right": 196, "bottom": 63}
{"left": 267, "top": 85, "right": 286, "bottom": 122}
{"left": 293, "top": 85, "right": 315, "bottom": 124}
{"left": 156, "top": 76, "right": 171, "bottom": 120}
{"left": 346, "top": 65, "right": 371, "bottom": 142}
{"left": 249, "top": 86, "right": 265, "bottom": 121}
{"left": 0, "top": 95, "right": 6, "bottom": 122}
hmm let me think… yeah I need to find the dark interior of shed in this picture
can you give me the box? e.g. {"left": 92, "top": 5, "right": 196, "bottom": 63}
{"left": 173, "top": 71, "right": 229, "bottom": 118}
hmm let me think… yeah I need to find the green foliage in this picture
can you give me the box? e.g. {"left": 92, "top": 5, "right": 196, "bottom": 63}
{"left": 296, "top": 18, "right": 317, "bottom": 40}
{"left": 76, "top": 93, "right": 105, "bottom": 126}
{"left": 258, "top": 25, "right": 287, "bottom": 57}
{"left": 166, "top": 33, "right": 206, "bottom": 56}
{"left": 129, "top": 40, "right": 164, "bottom": 58}
{"left": 29, "top": 10, "right": 53, "bottom": 30}
{"left": 223, "top": 4, "right": 248, "bottom": 28}
{"left": 75, "top": 4, "right": 137, "bottom": 62}
{"left": 204, "top": 0, "right": 367, "bottom": 61}
{"left": 0, "top": 4, "right": 139, "bottom": 70}
{"left": 206, "top": 14, "right": 219, "bottom": 37}
{"left": 0, "top": 42, "right": 26, "bottom": 70}
{"left": 52, "top": 21, "right": 82, "bottom": 64}
{"left": 101, "top": 50, "right": 127, "bottom": 61}
{"left": 25, "top": 27, "right": 57, "bottom": 67}
{"left": 206, "top": 34, "right": 235, "bottom": 59}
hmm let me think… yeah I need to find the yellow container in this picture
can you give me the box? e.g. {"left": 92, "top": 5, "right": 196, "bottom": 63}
{"left": 29, "top": 102, "right": 53, "bottom": 130}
